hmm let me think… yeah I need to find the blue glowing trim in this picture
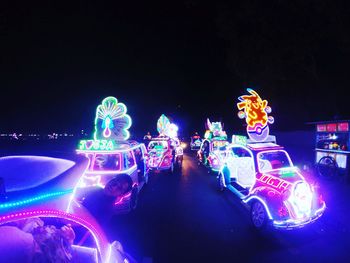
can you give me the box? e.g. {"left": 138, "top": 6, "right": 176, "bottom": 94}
{"left": 0, "top": 190, "right": 72, "bottom": 210}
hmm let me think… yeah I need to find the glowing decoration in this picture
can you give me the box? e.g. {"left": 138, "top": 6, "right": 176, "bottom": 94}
{"left": 157, "top": 114, "right": 171, "bottom": 135}
{"left": 156, "top": 114, "right": 179, "bottom": 139}
{"left": 256, "top": 173, "right": 291, "bottom": 193}
{"left": 237, "top": 88, "right": 274, "bottom": 142}
{"left": 168, "top": 123, "right": 178, "bottom": 139}
{"left": 0, "top": 190, "right": 72, "bottom": 210}
{"left": 232, "top": 135, "right": 247, "bottom": 145}
{"left": 79, "top": 139, "right": 115, "bottom": 151}
{"left": 207, "top": 118, "right": 227, "bottom": 137}
{"left": 94, "top": 96, "right": 132, "bottom": 141}
{"left": 206, "top": 119, "right": 227, "bottom": 138}
{"left": 286, "top": 181, "right": 313, "bottom": 219}
{"left": 204, "top": 130, "right": 211, "bottom": 139}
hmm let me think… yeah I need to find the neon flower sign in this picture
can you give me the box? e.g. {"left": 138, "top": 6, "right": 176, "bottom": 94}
{"left": 94, "top": 96, "right": 132, "bottom": 141}
{"left": 156, "top": 114, "right": 178, "bottom": 139}
{"left": 237, "top": 88, "right": 274, "bottom": 142}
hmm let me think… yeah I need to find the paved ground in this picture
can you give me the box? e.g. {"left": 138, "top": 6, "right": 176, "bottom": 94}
{"left": 87, "top": 153, "right": 350, "bottom": 263}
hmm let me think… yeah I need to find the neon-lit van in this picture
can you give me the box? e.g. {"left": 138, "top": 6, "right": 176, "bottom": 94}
{"left": 76, "top": 139, "right": 148, "bottom": 213}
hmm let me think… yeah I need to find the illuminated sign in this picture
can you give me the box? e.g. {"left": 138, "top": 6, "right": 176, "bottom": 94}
{"left": 156, "top": 114, "right": 178, "bottom": 139}
{"left": 326, "top": 123, "right": 337, "bottom": 132}
{"left": 338, "top": 122, "right": 349, "bottom": 132}
{"left": 317, "top": 124, "right": 327, "bottom": 132}
{"left": 157, "top": 114, "right": 171, "bottom": 135}
{"left": 205, "top": 119, "right": 227, "bottom": 141}
{"left": 94, "top": 96, "right": 132, "bottom": 141}
{"left": 232, "top": 135, "right": 247, "bottom": 145}
{"left": 256, "top": 173, "right": 291, "bottom": 192}
{"left": 79, "top": 139, "right": 115, "bottom": 151}
{"left": 237, "top": 88, "right": 274, "bottom": 142}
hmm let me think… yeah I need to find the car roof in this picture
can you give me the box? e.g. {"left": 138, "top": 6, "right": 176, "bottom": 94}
{"left": 247, "top": 142, "right": 284, "bottom": 151}
{"left": 228, "top": 142, "right": 284, "bottom": 152}
{"left": 77, "top": 139, "right": 144, "bottom": 154}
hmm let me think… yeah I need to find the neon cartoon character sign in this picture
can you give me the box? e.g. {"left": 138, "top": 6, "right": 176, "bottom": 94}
{"left": 94, "top": 96, "right": 132, "bottom": 141}
{"left": 204, "top": 119, "right": 227, "bottom": 140}
{"left": 237, "top": 88, "right": 274, "bottom": 142}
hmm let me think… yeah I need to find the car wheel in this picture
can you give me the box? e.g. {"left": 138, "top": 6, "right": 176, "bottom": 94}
{"left": 169, "top": 162, "right": 174, "bottom": 174}
{"left": 217, "top": 173, "right": 225, "bottom": 192}
{"left": 130, "top": 187, "right": 138, "bottom": 211}
{"left": 251, "top": 201, "right": 267, "bottom": 228}
{"left": 317, "top": 156, "right": 338, "bottom": 179}
{"left": 144, "top": 173, "right": 149, "bottom": 185}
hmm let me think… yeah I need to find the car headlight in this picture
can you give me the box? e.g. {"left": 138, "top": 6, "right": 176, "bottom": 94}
{"left": 288, "top": 181, "right": 313, "bottom": 218}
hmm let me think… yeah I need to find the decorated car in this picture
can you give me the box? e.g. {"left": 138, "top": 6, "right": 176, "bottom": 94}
{"left": 217, "top": 89, "right": 326, "bottom": 229}
{"left": 146, "top": 114, "right": 183, "bottom": 173}
{"left": 0, "top": 154, "right": 136, "bottom": 263}
{"left": 190, "top": 132, "right": 202, "bottom": 151}
{"left": 197, "top": 119, "right": 229, "bottom": 172}
{"left": 76, "top": 96, "right": 149, "bottom": 213}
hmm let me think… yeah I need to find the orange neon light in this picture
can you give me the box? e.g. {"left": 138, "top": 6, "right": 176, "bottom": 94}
{"left": 237, "top": 89, "right": 274, "bottom": 141}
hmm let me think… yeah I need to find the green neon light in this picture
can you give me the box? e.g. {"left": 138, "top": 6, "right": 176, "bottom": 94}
{"left": 157, "top": 114, "right": 170, "bottom": 135}
{"left": 93, "top": 96, "right": 132, "bottom": 141}
{"left": 0, "top": 190, "right": 72, "bottom": 210}
{"left": 232, "top": 135, "right": 247, "bottom": 145}
{"left": 78, "top": 139, "right": 115, "bottom": 151}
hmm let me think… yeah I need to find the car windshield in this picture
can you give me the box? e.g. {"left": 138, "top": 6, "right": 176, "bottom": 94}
{"left": 257, "top": 150, "right": 293, "bottom": 172}
{"left": 148, "top": 141, "right": 168, "bottom": 151}
{"left": 90, "top": 153, "right": 122, "bottom": 171}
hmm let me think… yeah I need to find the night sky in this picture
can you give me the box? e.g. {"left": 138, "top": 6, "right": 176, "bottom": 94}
{"left": 1, "top": 1, "right": 350, "bottom": 137}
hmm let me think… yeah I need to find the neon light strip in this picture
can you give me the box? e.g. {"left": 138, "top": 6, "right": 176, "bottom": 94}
{"left": 243, "top": 196, "right": 273, "bottom": 220}
{"left": 76, "top": 142, "right": 144, "bottom": 154}
{"left": 84, "top": 164, "right": 137, "bottom": 175}
{"left": 114, "top": 192, "right": 132, "bottom": 205}
{"left": 315, "top": 201, "right": 326, "bottom": 215}
{"left": 0, "top": 190, "right": 72, "bottom": 210}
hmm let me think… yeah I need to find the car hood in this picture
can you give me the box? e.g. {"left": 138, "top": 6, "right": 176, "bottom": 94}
{"left": 264, "top": 168, "right": 304, "bottom": 184}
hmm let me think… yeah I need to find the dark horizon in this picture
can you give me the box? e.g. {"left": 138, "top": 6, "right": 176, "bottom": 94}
{"left": 1, "top": 1, "right": 349, "bottom": 135}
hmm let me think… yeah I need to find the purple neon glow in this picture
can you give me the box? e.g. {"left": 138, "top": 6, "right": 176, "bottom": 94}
{"left": 0, "top": 209, "right": 110, "bottom": 262}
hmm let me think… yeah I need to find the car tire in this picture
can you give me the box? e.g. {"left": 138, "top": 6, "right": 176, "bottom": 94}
{"left": 217, "top": 173, "right": 225, "bottom": 192}
{"left": 169, "top": 162, "right": 175, "bottom": 174}
{"left": 251, "top": 201, "right": 268, "bottom": 229}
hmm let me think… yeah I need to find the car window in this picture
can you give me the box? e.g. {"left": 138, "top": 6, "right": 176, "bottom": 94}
{"left": 148, "top": 141, "right": 168, "bottom": 150}
{"left": 124, "top": 151, "right": 135, "bottom": 169}
{"left": 213, "top": 140, "right": 228, "bottom": 150}
{"left": 257, "top": 150, "right": 293, "bottom": 172}
{"left": 133, "top": 147, "right": 143, "bottom": 162}
{"left": 91, "top": 153, "right": 121, "bottom": 171}
{"left": 231, "top": 147, "right": 252, "bottom": 158}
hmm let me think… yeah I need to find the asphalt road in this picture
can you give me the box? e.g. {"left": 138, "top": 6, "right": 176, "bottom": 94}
{"left": 90, "top": 153, "right": 348, "bottom": 263}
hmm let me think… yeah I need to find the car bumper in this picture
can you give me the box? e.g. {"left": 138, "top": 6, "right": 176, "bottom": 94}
{"left": 273, "top": 203, "right": 326, "bottom": 230}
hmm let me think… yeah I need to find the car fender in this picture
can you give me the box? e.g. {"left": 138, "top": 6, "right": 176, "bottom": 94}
{"left": 243, "top": 189, "right": 283, "bottom": 221}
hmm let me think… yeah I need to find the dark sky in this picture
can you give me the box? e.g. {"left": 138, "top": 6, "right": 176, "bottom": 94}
{"left": 1, "top": 1, "right": 350, "bottom": 137}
